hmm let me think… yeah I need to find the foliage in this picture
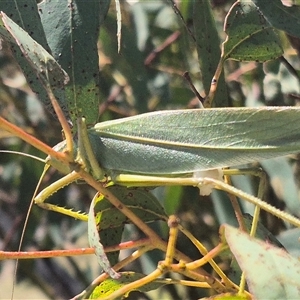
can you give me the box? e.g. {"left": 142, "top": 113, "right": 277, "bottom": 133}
{"left": 1, "top": 0, "right": 300, "bottom": 299}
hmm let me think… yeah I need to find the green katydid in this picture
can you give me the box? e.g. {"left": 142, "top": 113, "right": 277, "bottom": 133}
{"left": 3, "top": 104, "right": 300, "bottom": 227}
{"left": 25, "top": 105, "right": 300, "bottom": 225}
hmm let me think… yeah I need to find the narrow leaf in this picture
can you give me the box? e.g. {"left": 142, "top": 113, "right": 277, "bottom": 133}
{"left": 1, "top": 13, "right": 69, "bottom": 89}
{"left": 88, "top": 194, "right": 120, "bottom": 279}
{"left": 193, "top": 0, "right": 228, "bottom": 106}
{"left": 193, "top": 0, "right": 222, "bottom": 93}
{"left": 0, "top": 0, "right": 48, "bottom": 47}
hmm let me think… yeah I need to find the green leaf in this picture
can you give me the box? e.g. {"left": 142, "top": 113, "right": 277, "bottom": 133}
{"left": 89, "top": 272, "right": 168, "bottom": 299}
{"left": 0, "top": 5, "right": 69, "bottom": 117}
{"left": 0, "top": 1, "right": 49, "bottom": 49}
{"left": 87, "top": 107, "right": 300, "bottom": 175}
{"left": 98, "top": 225, "right": 123, "bottom": 267}
{"left": 163, "top": 186, "right": 183, "bottom": 215}
{"left": 251, "top": 0, "right": 300, "bottom": 39}
{"left": 88, "top": 193, "right": 120, "bottom": 279}
{"left": 93, "top": 186, "right": 167, "bottom": 265}
{"left": 39, "top": 0, "right": 111, "bottom": 126}
{"left": 0, "top": 13, "right": 69, "bottom": 91}
{"left": 224, "top": 224, "right": 300, "bottom": 299}
{"left": 94, "top": 186, "right": 167, "bottom": 229}
{"left": 202, "top": 293, "right": 249, "bottom": 300}
{"left": 193, "top": 0, "right": 228, "bottom": 106}
{"left": 223, "top": 1, "right": 283, "bottom": 62}
{"left": 193, "top": 0, "right": 221, "bottom": 94}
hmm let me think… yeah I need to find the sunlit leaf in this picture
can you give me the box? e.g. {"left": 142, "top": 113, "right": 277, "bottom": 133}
{"left": 88, "top": 194, "right": 120, "bottom": 279}
{"left": 202, "top": 292, "right": 249, "bottom": 300}
{"left": 89, "top": 272, "right": 167, "bottom": 299}
{"left": 224, "top": 225, "right": 300, "bottom": 299}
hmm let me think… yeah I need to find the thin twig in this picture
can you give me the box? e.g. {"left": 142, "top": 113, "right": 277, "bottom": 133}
{"left": 183, "top": 71, "right": 205, "bottom": 105}
{"left": 167, "top": 0, "right": 196, "bottom": 43}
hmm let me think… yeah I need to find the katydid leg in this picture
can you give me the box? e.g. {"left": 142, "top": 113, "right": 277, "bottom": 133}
{"left": 34, "top": 171, "right": 87, "bottom": 221}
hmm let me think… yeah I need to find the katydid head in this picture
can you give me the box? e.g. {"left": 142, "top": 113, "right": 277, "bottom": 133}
{"left": 46, "top": 129, "right": 105, "bottom": 182}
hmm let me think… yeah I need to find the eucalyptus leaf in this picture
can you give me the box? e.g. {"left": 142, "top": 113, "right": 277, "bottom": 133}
{"left": 94, "top": 186, "right": 167, "bottom": 229}
{"left": 224, "top": 225, "right": 300, "bottom": 299}
{"left": 193, "top": 0, "right": 222, "bottom": 93}
{"left": 227, "top": 213, "right": 286, "bottom": 284}
{"left": 88, "top": 194, "right": 120, "bottom": 279}
{"left": 0, "top": 0, "right": 48, "bottom": 47}
{"left": 92, "top": 186, "right": 166, "bottom": 266}
{"left": 0, "top": 7, "right": 69, "bottom": 117}
{"left": 39, "top": 0, "right": 110, "bottom": 125}
{"left": 0, "top": 13, "right": 69, "bottom": 89}
{"left": 223, "top": 1, "right": 283, "bottom": 62}
{"left": 89, "top": 272, "right": 168, "bottom": 299}
{"left": 251, "top": 0, "right": 300, "bottom": 39}
{"left": 99, "top": 226, "right": 123, "bottom": 267}
{"left": 193, "top": 0, "right": 228, "bottom": 106}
